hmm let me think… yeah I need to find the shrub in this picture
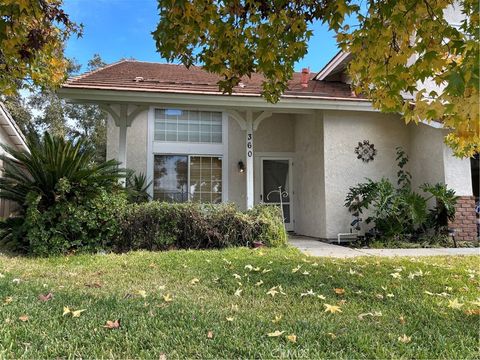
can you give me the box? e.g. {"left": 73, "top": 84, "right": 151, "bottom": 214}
{"left": 24, "top": 190, "right": 127, "bottom": 256}
{"left": 345, "top": 147, "right": 458, "bottom": 242}
{"left": 0, "top": 132, "right": 124, "bottom": 253}
{"left": 115, "top": 202, "right": 287, "bottom": 252}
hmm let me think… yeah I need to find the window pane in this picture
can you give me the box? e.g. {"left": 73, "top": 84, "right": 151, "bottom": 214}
{"left": 189, "top": 156, "right": 222, "bottom": 204}
{"left": 154, "top": 109, "right": 222, "bottom": 143}
{"left": 153, "top": 155, "right": 188, "bottom": 202}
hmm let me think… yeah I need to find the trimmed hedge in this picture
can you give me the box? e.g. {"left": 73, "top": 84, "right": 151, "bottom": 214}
{"left": 114, "top": 202, "right": 288, "bottom": 252}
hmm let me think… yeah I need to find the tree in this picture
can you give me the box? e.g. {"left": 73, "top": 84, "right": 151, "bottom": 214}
{"left": 0, "top": 0, "right": 82, "bottom": 95}
{"left": 27, "top": 54, "right": 108, "bottom": 162}
{"left": 153, "top": 0, "right": 479, "bottom": 157}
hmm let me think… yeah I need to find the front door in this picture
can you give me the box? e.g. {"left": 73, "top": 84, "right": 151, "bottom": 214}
{"left": 260, "top": 158, "right": 293, "bottom": 231}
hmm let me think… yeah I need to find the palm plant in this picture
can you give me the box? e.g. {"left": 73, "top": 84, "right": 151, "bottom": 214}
{"left": 0, "top": 132, "right": 123, "bottom": 213}
{"left": 125, "top": 170, "right": 152, "bottom": 203}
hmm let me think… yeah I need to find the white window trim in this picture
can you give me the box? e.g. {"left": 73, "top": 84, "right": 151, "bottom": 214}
{"left": 146, "top": 106, "right": 228, "bottom": 202}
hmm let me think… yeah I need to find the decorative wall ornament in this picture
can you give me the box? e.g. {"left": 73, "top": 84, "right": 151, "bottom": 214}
{"left": 354, "top": 140, "right": 377, "bottom": 162}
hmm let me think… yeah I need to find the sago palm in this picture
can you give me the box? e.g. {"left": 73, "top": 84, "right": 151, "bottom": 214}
{"left": 0, "top": 132, "right": 123, "bottom": 213}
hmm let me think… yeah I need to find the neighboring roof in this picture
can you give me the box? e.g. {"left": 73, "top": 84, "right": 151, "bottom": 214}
{"left": 63, "top": 60, "right": 364, "bottom": 101}
{"left": 314, "top": 51, "right": 351, "bottom": 81}
{"left": 0, "top": 103, "right": 29, "bottom": 153}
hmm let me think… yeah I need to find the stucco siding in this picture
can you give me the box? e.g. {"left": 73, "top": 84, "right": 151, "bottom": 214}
{"left": 293, "top": 111, "right": 326, "bottom": 238}
{"left": 409, "top": 123, "right": 445, "bottom": 192}
{"left": 227, "top": 117, "right": 246, "bottom": 209}
{"left": 106, "top": 105, "right": 148, "bottom": 175}
{"left": 322, "top": 111, "right": 410, "bottom": 239}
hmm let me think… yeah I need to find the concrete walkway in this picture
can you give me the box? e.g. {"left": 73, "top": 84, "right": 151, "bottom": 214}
{"left": 289, "top": 236, "right": 480, "bottom": 258}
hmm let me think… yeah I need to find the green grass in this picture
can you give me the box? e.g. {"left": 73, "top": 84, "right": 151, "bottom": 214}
{"left": 0, "top": 247, "right": 479, "bottom": 359}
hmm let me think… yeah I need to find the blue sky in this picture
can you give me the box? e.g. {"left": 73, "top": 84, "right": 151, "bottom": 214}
{"left": 63, "top": 0, "right": 340, "bottom": 74}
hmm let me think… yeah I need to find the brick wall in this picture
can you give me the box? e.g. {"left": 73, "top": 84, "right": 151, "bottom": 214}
{"left": 449, "top": 196, "right": 478, "bottom": 241}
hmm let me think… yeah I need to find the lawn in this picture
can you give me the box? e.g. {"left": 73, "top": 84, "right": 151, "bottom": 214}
{"left": 0, "top": 247, "right": 479, "bottom": 359}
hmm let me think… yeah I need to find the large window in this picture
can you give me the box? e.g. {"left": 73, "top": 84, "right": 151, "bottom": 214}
{"left": 154, "top": 109, "right": 222, "bottom": 143}
{"left": 154, "top": 155, "right": 222, "bottom": 203}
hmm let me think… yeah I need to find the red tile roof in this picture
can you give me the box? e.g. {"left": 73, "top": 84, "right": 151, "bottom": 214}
{"left": 63, "top": 60, "right": 364, "bottom": 101}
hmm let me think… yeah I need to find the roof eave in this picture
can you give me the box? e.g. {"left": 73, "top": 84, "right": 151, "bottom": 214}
{"left": 58, "top": 86, "right": 376, "bottom": 113}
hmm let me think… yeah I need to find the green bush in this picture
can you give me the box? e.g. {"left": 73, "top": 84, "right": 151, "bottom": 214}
{"left": 24, "top": 189, "right": 127, "bottom": 256}
{"left": 345, "top": 147, "right": 458, "bottom": 242}
{"left": 115, "top": 202, "right": 287, "bottom": 252}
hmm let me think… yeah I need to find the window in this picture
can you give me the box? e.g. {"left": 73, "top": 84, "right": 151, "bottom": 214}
{"left": 154, "top": 155, "right": 222, "bottom": 203}
{"left": 154, "top": 109, "right": 222, "bottom": 143}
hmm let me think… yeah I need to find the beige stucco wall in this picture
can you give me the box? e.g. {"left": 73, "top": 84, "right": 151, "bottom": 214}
{"left": 227, "top": 113, "right": 296, "bottom": 211}
{"left": 409, "top": 123, "right": 445, "bottom": 192}
{"left": 293, "top": 111, "right": 326, "bottom": 238}
{"left": 106, "top": 105, "right": 148, "bottom": 175}
{"left": 322, "top": 110, "right": 410, "bottom": 239}
{"left": 106, "top": 104, "right": 472, "bottom": 240}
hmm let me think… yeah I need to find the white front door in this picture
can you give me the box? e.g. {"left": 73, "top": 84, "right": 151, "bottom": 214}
{"left": 260, "top": 157, "right": 294, "bottom": 231}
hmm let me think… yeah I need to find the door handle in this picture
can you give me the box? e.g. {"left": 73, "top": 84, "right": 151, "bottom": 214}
{"left": 260, "top": 194, "right": 263, "bottom": 201}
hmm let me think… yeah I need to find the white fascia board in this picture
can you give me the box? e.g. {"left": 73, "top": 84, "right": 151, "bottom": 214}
{"left": 314, "top": 51, "right": 351, "bottom": 81}
{"left": 0, "top": 103, "right": 29, "bottom": 153}
{"left": 58, "top": 87, "right": 377, "bottom": 113}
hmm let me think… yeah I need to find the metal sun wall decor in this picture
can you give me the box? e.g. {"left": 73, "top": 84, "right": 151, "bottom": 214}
{"left": 354, "top": 140, "right": 377, "bottom": 162}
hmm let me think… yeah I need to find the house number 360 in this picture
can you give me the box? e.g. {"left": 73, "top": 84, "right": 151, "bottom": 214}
{"left": 247, "top": 133, "right": 253, "bottom": 157}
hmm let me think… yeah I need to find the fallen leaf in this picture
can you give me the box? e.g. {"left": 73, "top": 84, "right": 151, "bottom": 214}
{"left": 233, "top": 274, "right": 242, "bottom": 280}
{"left": 159, "top": 353, "right": 167, "bottom": 360}
{"left": 3, "top": 296, "right": 13, "bottom": 305}
{"left": 390, "top": 273, "right": 402, "bottom": 279}
{"left": 18, "top": 315, "right": 29, "bottom": 322}
{"left": 398, "top": 334, "right": 412, "bottom": 343}
{"left": 267, "top": 287, "right": 278, "bottom": 297}
{"left": 104, "top": 319, "right": 121, "bottom": 329}
{"left": 190, "top": 278, "right": 200, "bottom": 285}
{"left": 267, "top": 330, "right": 285, "bottom": 337}
{"left": 286, "top": 334, "right": 297, "bottom": 343}
{"left": 326, "top": 332, "right": 337, "bottom": 339}
{"left": 244, "top": 265, "right": 254, "bottom": 271}
{"left": 136, "top": 290, "right": 147, "bottom": 298}
{"left": 38, "top": 293, "right": 53, "bottom": 302}
{"left": 464, "top": 309, "right": 480, "bottom": 315}
{"left": 226, "top": 316, "right": 234, "bottom": 322}
{"left": 399, "top": 315, "right": 406, "bottom": 324}
{"left": 302, "top": 271, "right": 310, "bottom": 276}
{"left": 72, "top": 309, "right": 86, "bottom": 318}
{"left": 334, "top": 288, "right": 345, "bottom": 295}
{"left": 63, "top": 306, "right": 71, "bottom": 316}
{"left": 271, "top": 315, "right": 282, "bottom": 323}
{"left": 317, "top": 295, "right": 326, "bottom": 300}
{"left": 163, "top": 293, "right": 174, "bottom": 302}
{"left": 448, "top": 298, "right": 464, "bottom": 309}
{"left": 207, "top": 330, "right": 214, "bottom": 339}
{"left": 324, "top": 304, "right": 342, "bottom": 314}
{"left": 231, "top": 304, "right": 239, "bottom": 311}
{"left": 300, "top": 289, "right": 315, "bottom": 297}
{"left": 469, "top": 298, "right": 480, "bottom": 307}
{"left": 255, "top": 280, "right": 264, "bottom": 286}
{"left": 291, "top": 265, "right": 301, "bottom": 273}
{"left": 234, "top": 288, "right": 242, "bottom": 297}
{"left": 262, "top": 269, "right": 272, "bottom": 274}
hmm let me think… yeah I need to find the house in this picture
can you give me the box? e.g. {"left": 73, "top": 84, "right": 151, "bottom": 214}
{"left": 59, "top": 54, "right": 477, "bottom": 242}
{"left": 0, "top": 102, "right": 29, "bottom": 217}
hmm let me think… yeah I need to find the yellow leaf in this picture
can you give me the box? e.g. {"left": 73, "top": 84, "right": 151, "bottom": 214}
{"left": 324, "top": 304, "right": 342, "bottom": 314}
{"left": 448, "top": 298, "right": 464, "bottom": 309}
{"left": 72, "top": 309, "right": 86, "bottom": 318}
{"left": 271, "top": 315, "right": 282, "bottom": 323}
{"left": 226, "top": 316, "right": 234, "bottom": 322}
{"left": 255, "top": 280, "right": 264, "bottom": 286}
{"left": 63, "top": 306, "right": 71, "bottom": 316}
{"left": 267, "top": 287, "right": 278, "bottom": 297}
{"left": 398, "top": 334, "right": 412, "bottom": 343}
{"left": 267, "top": 330, "right": 285, "bottom": 337}
{"left": 234, "top": 288, "right": 242, "bottom": 297}
{"left": 190, "top": 278, "right": 200, "bottom": 285}
{"left": 136, "top": 290, "right": 147, "bottom": 298}
{"left": 163, "top": 293, "right": 174, "bottom": 302}
{"left": 286, "top": 334, "right": 297, "bottom": 343}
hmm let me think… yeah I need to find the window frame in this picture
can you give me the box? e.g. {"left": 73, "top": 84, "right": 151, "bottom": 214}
{"left": 153, "top": 154, "right": 223, "bottom": 204}
{"left": 146, "top": 106, "right": 229, "bottom": 202}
